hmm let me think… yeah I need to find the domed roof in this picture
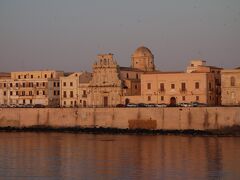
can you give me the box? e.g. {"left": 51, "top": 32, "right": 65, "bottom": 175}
{"left": 133, "top": 46, "right": 153, "bottom": 57}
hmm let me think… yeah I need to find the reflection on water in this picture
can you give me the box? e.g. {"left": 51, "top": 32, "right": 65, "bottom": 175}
{"left": 0, "top": 133, "right": 240, "bottom": 180}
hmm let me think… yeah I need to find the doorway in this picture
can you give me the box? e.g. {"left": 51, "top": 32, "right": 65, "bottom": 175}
{"left": 103, "top": 96, "right": 108, "bottom": 107}
{"left": 125, "top": 98, "right": 130, "bottom": 105}
{"left": 169, "top": 97, "right": 176, "bottom": 106}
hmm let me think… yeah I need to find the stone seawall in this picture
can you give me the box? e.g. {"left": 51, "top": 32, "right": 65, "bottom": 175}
{"left": 0, "top": 107, "right": 240, "bottom": 130}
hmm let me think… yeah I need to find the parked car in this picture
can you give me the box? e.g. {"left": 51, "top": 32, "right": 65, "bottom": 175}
{"left": 0, "top": 104, "right": 8, "bottom": 108}
{"left": 126, "top": 103, "right": 138, "bottom": 107}
{"left": 145, "top": 103, "right": 156, "bottom": 107}
{"left": 33, "top": 104, "right": 45, "bottom": 108}
{"left": 9, "top": 104, "right": 17, "bottom": 108}
{"left": 156, "top": 103, "right": 167, "bottom": 107}
{"left": 25, "top": 104, "right": 34, "bottom": 108}
{"left": 116, "top": 104, "right": 125, "bottom": 107}
{"left": 137, "top": 103, "right": 146, "bottom": 107}
{"left": 191, "top": 102, "right": 207, "bottom": 107}
{"left": 179, "top": 103, "right": 191, "bottom": 107}
{"left": 16, "top": 104, "right": 25, "bottom": 108}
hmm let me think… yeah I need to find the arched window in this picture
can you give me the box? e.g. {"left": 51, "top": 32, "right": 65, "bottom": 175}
{"left": 230, "top": 76, "right": 236, "bottom": 86}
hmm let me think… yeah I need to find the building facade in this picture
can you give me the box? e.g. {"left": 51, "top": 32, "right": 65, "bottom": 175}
{"left": 140, "top": 71, "right": 217, "bottom": 105}
{"left": 221, "top": 68, "right": 240, "bottom": 105}
{"left": 0, "top": 46, "right": 229, "bottom": 107}
{"left": 87, "top": 54, "right": 123, "bottom": 107}
{"left": 60, "top": 72, "right": 92, "bottom": 107}
{"left": 0, "top": 70, "right": 64, "bottom": 106}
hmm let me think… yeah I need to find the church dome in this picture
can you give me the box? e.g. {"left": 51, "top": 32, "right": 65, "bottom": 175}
{"left": 133, "top": 46, "right": 153, "bottom": 57}
{"left": 131, "top": 46, "right": 155, "bottom": 71}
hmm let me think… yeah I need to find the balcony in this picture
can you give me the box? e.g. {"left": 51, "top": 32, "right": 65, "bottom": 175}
{"left": 82, "top": 94, "right": 87, "bottom": 98}
{"left": 158, "top": 89, "right": 165, "bottom": 94}
{"left": 179, "top": 88, "right": 187, "bottom": 94}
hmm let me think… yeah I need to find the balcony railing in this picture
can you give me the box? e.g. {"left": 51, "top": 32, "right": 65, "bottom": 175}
{"left": 82, "top": 94, "right": 87, "bottom": 98}
{"left": 179, "top": 88, "right": 187, "bottom": 94}
{"left": 159, "top": 89, "right": 165, "bottom": 94}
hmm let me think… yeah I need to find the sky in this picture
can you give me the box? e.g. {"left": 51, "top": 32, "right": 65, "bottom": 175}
{"left": 0, "top": 0, "right": 240, "bottom": 72}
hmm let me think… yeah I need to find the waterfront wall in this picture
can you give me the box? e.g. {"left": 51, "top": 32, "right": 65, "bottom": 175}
{"left": 0, "top": 107, "right": 240, "bottom": 130}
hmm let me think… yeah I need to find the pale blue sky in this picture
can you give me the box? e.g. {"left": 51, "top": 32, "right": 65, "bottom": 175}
{"left": 0, "top": 0, "right": 240, "bottom": 72}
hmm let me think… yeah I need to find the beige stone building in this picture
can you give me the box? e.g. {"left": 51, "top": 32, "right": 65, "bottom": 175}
{"left": 140, "top": 71, "right": 217, "bottom": 105}
{"left": 0, "top": 70, "right": 64, "bottom": 106}
{"left": 221, "top": 68, "right": 240, "bottom": 105}
{"left": 186, "top": 60, "right": 222, "bottom": 104}
{"left": 0, "top": 72, "right": 10, "bottom": 79}
{"left": 60, "top": 72, "right": 92, "bottom": 107}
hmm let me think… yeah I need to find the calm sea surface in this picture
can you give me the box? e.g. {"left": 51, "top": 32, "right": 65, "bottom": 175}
{"left": 0, "top": 132, "right": 240, "bottom": 180}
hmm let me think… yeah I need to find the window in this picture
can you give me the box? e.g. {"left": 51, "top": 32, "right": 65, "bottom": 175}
{"left": 42, "top": 82, "right": 45, "bottom": 87}
{"left": 30, "top": 100, "right": 32, "bottom": 104}
{"left": 3, "top": 91, "right": 7, "bottom": 96}
{"left": 24, "top": 75, "right": 26, "bottom": 79}
{"left": 43, "top": 91, "right": 45, "bottom": 95}
{"left": 16, "top": 91, "right": 19, "bottom": 96}
{"left": 10, "top": 83, "right": 12, "bottom": 87}
{"left": 83, "top": 90, "right": 86, "bottom": 95}
{"left": 4, "top": 83, "right": 6, "bottom": 88}
{"left": 16, "top": 83, "right": 18, "bottom": 87}
{"left": 31, "top": 75, "right": 33, "bottom": 78}
{"left": 23, "top": 99, "right": 25, "bottom": 104}
{"left": 171, "top": 84, "right": 175, "bottom": 89}
{"left": 10, "top": 91, "right": 13, "bottom": 96}
{"left": 196, "top": 96, "right": 199, "bottom": 101}
{"left": 147, "top": 83, "right": 151, "bottom": 90}
{"left": 63, "top": 91, "right": 67, "bottom": 98}
{"left": 18, "top": 75, "right": 21, "bottom": 79}
{"left": 148, "top": 96, "right": 151, "bottom": 101}
{"left": 51, "top": 74, "right": 53, "bottom": 78}
{"left": 57, "top": 91, "right": 60, "bottom": 95}
{"left": 54, "top": 82, "right": 56, "bottom": 87}
{"left": 57, "top": 82, "right": 60, "bottom": 87}
{"left": 63, "top": 82, "right": 66, "bottom": 87}
{"left": 135, "top": 85, "right": 137, "bottom": 89}
{"left": 126, "top": 73, "right": 129, "bottom": 79}
{"left": 209, "top": 82, "right": 212, "bottom": 90}
{"left": 181, "top": 83, "right": 186, "bottom": 91}
{"left": 64, "top": 101, "right": 66, "bottom": 105}
{"left": 22, "top": 91, "right": 25, "bottom": 96}
{"left": 160, "top": 83, "right": 164, "bottom": 91}
{"left": 70, "top": 82, "right": 73, "bottom": 86}
{"left": 45, "top": 74, "right": 47, "bottom": 78}
{"left": 182, "top": 96, "right": 185, "bottom": 101}
{"left": 37, "top": 91, "right": 39, "bottom": 95}
{"left": 29, "top": 91, "right": 32, "bottom": 96}
{"left": 136, "top": 74, "right": 139, "bottom": 79}
{"left": 230, "top": 76, "right": 236, "bottom": 86}
{"left": 23, "top": 83, "right": 25, "bottom": 87}
{"left": 54, "top": 91, "right": 56, "bottom": 96}
{"left": 161, "top": 96, "right": 164, "bottom": 101}
{"left": 195, "top": 82, "right": 199, "bottom": 89}
{"left": 70, "top": 91, "right": 74, "bottom": 98}
{"left": 36, "top": 82, "right": 39, "bottom": 87}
